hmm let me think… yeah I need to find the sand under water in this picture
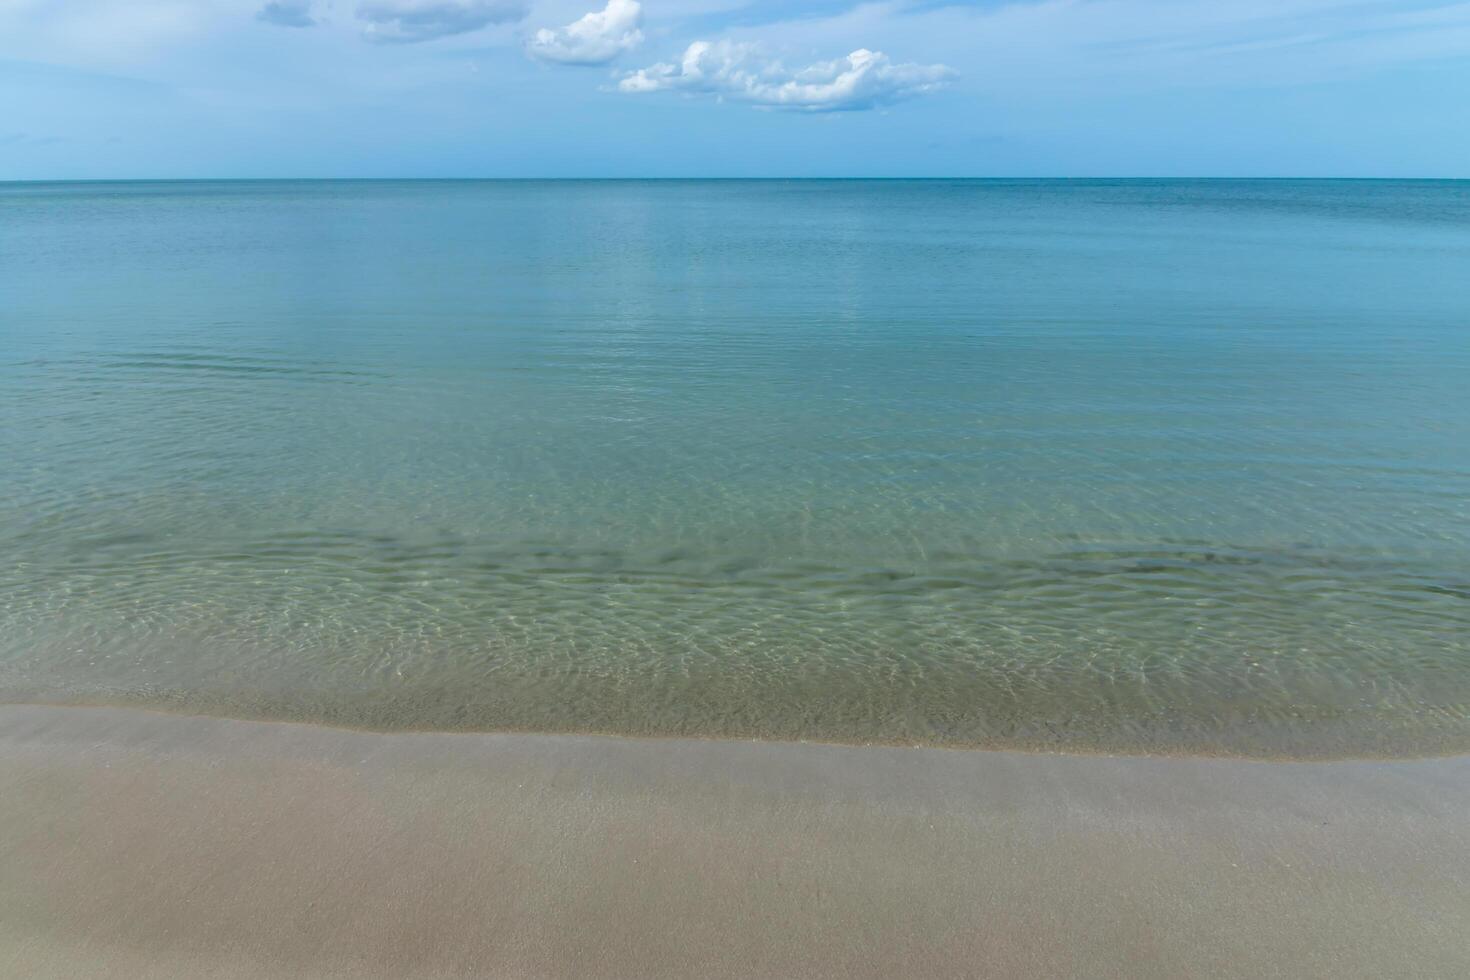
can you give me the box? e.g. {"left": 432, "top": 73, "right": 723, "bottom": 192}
{"left": 7, "top": 180, "right": 1470, "bottom": 761}
{"left": 7, "top": 180, "right": 1470, "bottom": 976}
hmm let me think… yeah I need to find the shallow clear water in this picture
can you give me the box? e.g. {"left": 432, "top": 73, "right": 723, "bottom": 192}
{"left": 3, "top": 179, "right": 1469, "bottom": 756}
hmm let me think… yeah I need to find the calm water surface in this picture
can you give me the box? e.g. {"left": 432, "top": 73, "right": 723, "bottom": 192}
{"left": 3, "top": 179, "right": 1469, "bottom": 756}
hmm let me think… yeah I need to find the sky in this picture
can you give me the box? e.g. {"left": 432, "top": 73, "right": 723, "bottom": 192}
{"left": 2, "top": 0, "right": 1469, "bottom": 178}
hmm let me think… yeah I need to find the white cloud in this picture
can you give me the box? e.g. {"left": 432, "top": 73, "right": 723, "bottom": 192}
{"left": 528, "top": 0, "right": 642, "bottom": 65}
{"left": 356, "top": 0, "right": 526, "bottom": 43}
{"left": 257, "top": 0, "right": 315, "bottom": 28}
{"left": 619, "top": 42, "right": 955, "bottom": 111}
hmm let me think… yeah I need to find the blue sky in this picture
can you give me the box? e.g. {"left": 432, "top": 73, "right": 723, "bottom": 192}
{"left": 3, "top": 0, "right": 1469, "bottom": 178}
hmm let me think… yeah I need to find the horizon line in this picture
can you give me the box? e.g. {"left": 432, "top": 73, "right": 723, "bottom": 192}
{"left": 3, "top": 175, "right": 1468, "bottom": 184}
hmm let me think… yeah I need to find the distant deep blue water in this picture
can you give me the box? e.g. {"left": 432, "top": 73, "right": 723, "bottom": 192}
{"left": 3, "top": 179, "right": 1469, "bottom": 756}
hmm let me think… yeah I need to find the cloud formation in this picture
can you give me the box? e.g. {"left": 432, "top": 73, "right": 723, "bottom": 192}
{"left": 257, "top": 0, "right": 316, "bottom": 28}
{"left": 528, "top": 0, "right": 642, "bottom": 65}
{"left": 357, "top": 0, "right": 526, "bottom": 43}
{"left": 619, "top": 43, "right": 955, "bottom": 112}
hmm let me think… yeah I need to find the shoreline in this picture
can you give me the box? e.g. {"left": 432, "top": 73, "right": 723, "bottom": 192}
{"left": 7, "top": 694, "right": 1468, "bottom": 763}
{"left": 4, "top": 703, "right": 1470, "bottom": 978}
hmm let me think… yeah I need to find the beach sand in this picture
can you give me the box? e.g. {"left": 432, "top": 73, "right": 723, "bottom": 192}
{"left": 2, "top": 704, "right": 1467, "bottom": 979}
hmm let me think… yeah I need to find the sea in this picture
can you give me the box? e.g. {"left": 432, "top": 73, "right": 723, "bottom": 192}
{"left": 3, "top": 178, "right": 1469, "bottom": 756}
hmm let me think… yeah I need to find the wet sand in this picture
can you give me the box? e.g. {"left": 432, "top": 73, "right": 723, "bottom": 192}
{"left": 2, "top": 704, "right": 1468, "bottom": 979}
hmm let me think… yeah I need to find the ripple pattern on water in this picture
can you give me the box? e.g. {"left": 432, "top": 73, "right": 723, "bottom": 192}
{"left": 3, "top": 533, "right": 1468, "bottom": 756}
{"left": 4, "top": 179, "right": 1470, "bottom": 757}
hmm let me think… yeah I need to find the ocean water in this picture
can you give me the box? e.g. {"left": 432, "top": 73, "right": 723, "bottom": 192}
{"left": 3, "top": 179, "right": 1469, "bottom": 757}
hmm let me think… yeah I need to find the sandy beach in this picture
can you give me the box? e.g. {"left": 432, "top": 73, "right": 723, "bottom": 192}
{"left": 1, "top": 704, "right": 1466, "bottom": 978}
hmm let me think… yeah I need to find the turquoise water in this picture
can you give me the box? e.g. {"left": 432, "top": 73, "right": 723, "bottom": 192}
{"left": 3, "top": 179, "right": 1469, "bottom": 756}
